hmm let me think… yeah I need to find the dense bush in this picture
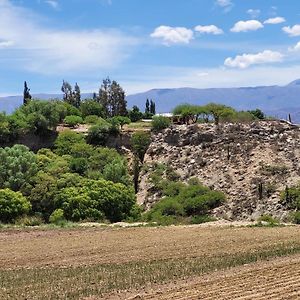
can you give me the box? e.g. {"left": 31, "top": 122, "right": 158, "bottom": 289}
{"left": 55, "top": 179, "right": 136, "bottom": 222}
{"left": 128, "top": 105, "right": 143, "bottom": 122}
{"left": 54, "top": 130, "right": 85, "bottom": 155}
{"left": 145, "top": 180, "right": 225, "bottom": 225}
{"left": 85, "top": 115, "right": 101, "bottom": 124}
{"left": 49, "top": 209, "right": 65, "bottom": 224}
{"left": 152, "top": 116, "right": 171, "bottom": 131}
{"left": 0, "top": 189, "right": 31, "bottom": 223}
{"left": 0, "top": 145, "right": 38, "bottom": 191}
{"left": 64, "top": 115, "right": 83, "bottom": 127}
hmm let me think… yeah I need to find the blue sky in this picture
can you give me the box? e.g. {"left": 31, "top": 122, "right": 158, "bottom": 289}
{"left": 1, "top": 0, "right": 300, "bottom": 96}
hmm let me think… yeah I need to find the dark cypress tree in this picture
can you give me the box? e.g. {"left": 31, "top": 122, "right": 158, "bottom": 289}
{"left": 145, "top": 99, "right": 150, "bottom": 114}
{"left": 23, "top": 81, "right": 32, "bottom": 105}
{"left": 92, "top": 92, "right": 97, "bottom": 100}
{"left": 150, "top": 100, "right": 156, "bottom": 115}
{"left": 74, "top": 82, "right": 81, "bottom": 108}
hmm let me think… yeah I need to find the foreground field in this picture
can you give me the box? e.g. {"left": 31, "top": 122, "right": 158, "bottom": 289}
{"left": 0, "top": 225, "right": 300, "bottom": 299}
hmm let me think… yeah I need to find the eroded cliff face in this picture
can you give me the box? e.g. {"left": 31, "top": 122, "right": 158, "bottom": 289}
{"left": 137, "top": 121, "right": 300, "bottom": 221}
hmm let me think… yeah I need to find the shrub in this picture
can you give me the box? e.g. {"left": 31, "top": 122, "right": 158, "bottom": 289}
{"left": 86, "top": 123, "right": 112, "bottom": 146}
{"left": 49, "top": 209, "right": 66, "bottom": 224}
{"left": 292, "top": 211, "right": 300, "bottom": 224}
{"left": 15, "top": 215, "right": 44, "bottom": 226}
{"left": 131, "top": 131, "right": 151, "bottom": 162}
{"left": 257, "top": 214, "right": 279, "bottom": 226}
{"left": 64, "top": 115, "right": 83, "bottom": 127}
{"left": 0, "top": 189, "right": 31, "bottom": 223}
{"left": 152, "top": 116, "right": 171, "bottom": 131}
{"left": 55, "top": 179, "right": 136, "bottom": 223}
{"left": 54, "top": 130, "right": 85, "bottom": 155}
{"left": 147, "top": 181, "right": 225, "bottom": 225}
{"left": 85, "top": 115, "right": 100, "bottom": 124}
{"left": 0, "top": 144, "right": 38, "bottom": 191}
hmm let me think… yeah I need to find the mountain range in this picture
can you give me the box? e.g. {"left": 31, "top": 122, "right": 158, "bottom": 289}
{"left": 1, "top": 80, "right": 300, "bottom": 122}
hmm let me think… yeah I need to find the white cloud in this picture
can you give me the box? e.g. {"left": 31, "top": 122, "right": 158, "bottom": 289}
{"left": 215, "top": 0, "right": 233, "bottom": 12}
{"left": 0, "top": 0, "right": 136, "bottom": 74}
{"left": 282, "top": 25, "right": 300, "bottom": 37}
{"left": 194, "top": 25, "right": 223, "bottom": 35}
{"left": 264, "top": 17, "right": 286, "bottom": 25}
{"left": 288, "top": 41, "right": 300, "bottom": 52}
{"left": 0, "top": 40, "right": 14, "bottom": 48}
{"left": 247, "top": 9, "right": 260, "bottom": 18}
{"left": 150, "top": 26, "right": 194, "bottom": 45}
{"left": 45, "top": 0, "right": 58, "bottom": 10}
{"left": 224, "top": 50, "right": 284, "bottom": 69}
{"left": 231, "top": 20, "right": 263, "bottom": 32}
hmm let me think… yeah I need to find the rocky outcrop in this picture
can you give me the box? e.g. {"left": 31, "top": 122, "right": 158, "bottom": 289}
{"left": 137, "top": 121, "right": 300, "bottom": 221}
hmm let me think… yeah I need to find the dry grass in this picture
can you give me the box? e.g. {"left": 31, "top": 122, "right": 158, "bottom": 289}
{"left": 0, "top": 225, "right": 300, "bottom": 299}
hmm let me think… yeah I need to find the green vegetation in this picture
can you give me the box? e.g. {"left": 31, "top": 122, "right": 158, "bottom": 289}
{"left": 145, "top": 168, "right": 225, "bottom": 225}
{"left": 152, "top": 116, "right": 171, "bottom": 131}
{"left": 173, "top": 103, "right": 265, "bottom": 125}
{"left": 63, "top": 115, "right": 83, "bottom": 127}
{"left": 281, "top": 184, "right": 300, "bottom": 223}
{"left": 0, "top": 189, "right": 31, "bottom": 223}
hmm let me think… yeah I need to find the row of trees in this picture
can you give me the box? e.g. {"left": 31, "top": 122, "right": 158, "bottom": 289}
{"left": 173, "top": 103, "right": 265, "bottom": 125}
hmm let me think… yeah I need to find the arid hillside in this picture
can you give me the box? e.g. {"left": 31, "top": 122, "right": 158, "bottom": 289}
{"left": 138, "top": 121, "right": 300, "bottom": 221}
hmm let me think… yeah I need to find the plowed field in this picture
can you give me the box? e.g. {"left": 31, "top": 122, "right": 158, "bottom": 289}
{"left": 0, "top": 225, "right": 299, "bottom": 299}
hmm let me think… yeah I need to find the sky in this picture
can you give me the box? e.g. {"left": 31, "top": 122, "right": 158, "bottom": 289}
{"left": 1, "top": 0, "right": 300, "bottom": 96}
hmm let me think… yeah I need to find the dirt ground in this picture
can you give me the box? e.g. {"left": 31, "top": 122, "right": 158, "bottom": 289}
{"left": 0, "top": 225, "right": 299, "bottom": 299}
{"left": 1, "top": 225, "right": 299, "bottom": 269}
{"left": 109, "top": 254, "right": 300, "bottom": 300}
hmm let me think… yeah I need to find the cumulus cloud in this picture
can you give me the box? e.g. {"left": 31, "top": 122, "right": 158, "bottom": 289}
{"left": 150, "top": 26, "right": 194, "bottom": 45}
{"left": 0, "top": 0, "right": 136, "bottom": 74}
{"left": 231, "top": 20, "right": 263, "bottom": 32}
{"left": 264, "top": 17, "right": 286, "bottom": 24}
{"left": 224, "top": 50, "right": 284, "bottom": 69}
{"left": 247, "top": 9, "right": 261, "bottom": 19}
{"left": 194, "top": 25, "right": 224, "bottom": 35}
{"left": 282, "top": 25, "right": 300, "bottom": 37}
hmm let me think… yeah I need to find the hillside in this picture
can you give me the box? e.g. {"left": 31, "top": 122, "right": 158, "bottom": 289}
{"left": 2, "top": 80, "right": 300, "bottom": 121}
{"left": 138, "top": 120, "right": 300, "bottom": 221}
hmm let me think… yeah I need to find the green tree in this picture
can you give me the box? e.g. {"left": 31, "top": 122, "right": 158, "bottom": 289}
{"left": 128, "top": 105, "right": 143, "bottom": 122}
{"left": 0, "top": 189, "right": 31, "bottom": 223}
{"left": 61, "top": 80, "right": 73, "bottom": 105}
{"left": 74, "top": 82, "right": 81, "bottom": 108}
{"left": 145, "top": 99, "right": 150, "bottom": 114}
{"left": 23, "top": 81, "right": 32, "bottom": 105}
{"left": 0, "top": 145, "right": 38, "bottom": 191}
{"left": 131, "top": 131, "right": 151, "bottom": 162}
{"left": 80, "top": 99, "right": 104, "bottom": 117}
{"left": 150, "top": 100, "right": 156, "bottom": 115}
{"left": 110, "top": 116, "right": 131, "bottom": 130}
{"left": 248, "top": 108, "right": 265, "bottom": 120}
{"left": 98, "top": 78, "right": 127, "bottom": 117}
{"left": 54, "top": 130, "right": 86, "bottom": 156}
{"left": 204, "top": 103, "right": 236, "bottom": 125}
{"left": 86, "top": 123, "right": 112, "bottom": 146}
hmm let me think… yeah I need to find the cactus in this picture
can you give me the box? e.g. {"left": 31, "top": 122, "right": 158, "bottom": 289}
{"left": 258, "top": 182, "right": 263, "bottom": 200}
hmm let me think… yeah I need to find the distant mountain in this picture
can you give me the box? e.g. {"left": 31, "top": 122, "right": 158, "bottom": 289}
{"left": 1, "top": 81, "right": 300, "bottom": 121}
{"left": 126, "top": 82, "right": 300, "bottom": 122}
